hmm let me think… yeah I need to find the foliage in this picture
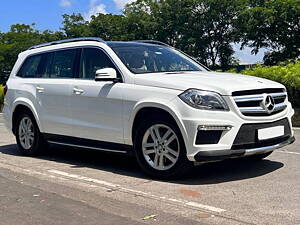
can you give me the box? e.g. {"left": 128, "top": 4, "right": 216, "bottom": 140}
{"left": 62, "top": 14, "right": 91, "bottom": 38}
{"left": 237, "top": 0, "right": 300, "bottom": 64}
{"left": 124, "top": 0, "right": 248, "bottom": 68}
{"left": 0, "top": 85, "right": 4, "bottom": 105}
{"left": 241, "top": 61, "right": 300, "bottom": 107}
{"left": 0, "top": 24, "right": 64, "bottom": 78}
{"left": 0, "top": 0, "right": 299, "bottom": 80}
{"left": 89, "top": 14, "right": 130, "bottom": 40}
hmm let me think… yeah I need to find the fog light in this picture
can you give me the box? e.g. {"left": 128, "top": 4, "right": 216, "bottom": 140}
{"left": 198, "top": 125, "right": 232, "bottom": 131}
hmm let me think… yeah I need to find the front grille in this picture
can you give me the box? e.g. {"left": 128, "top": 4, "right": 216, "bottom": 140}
{"left": 232, "top": 88, "right": 287, "bottom": 116}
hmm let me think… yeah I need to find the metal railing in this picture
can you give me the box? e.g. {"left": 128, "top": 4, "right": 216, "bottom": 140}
{"left": 28, "top": 37, "right": 106, "bottom": 50}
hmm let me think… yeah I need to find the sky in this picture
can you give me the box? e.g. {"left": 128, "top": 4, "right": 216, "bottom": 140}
{"left": 0, "top": 0, "right": 265, "bottom": 63}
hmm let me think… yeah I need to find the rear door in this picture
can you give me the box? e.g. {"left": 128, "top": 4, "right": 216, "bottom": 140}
{"left": 33, "top": 48, "right": 80, "bottom": 136}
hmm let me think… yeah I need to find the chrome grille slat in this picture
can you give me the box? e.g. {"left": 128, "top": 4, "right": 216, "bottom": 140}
{"left": 234, "top": 95, "right": 264, "bottom": 103}
{"left": 233, "top": 90, "right": 287, "bottom": 116}
{"left": 239, "top": 107, "right": 265, "bottom": 113}
{"left": 274, "top": 103, "right": 287, "bottom": 111}
{"left": 271, "top": 93, "right": 287, "bottom": 99}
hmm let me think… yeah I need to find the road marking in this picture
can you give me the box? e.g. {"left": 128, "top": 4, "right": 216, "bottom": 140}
{"left": 48, "top": 169, "right": 226, "bottom": 213}
{"left": 48, "top": 169, "right": 119, "bottom": 188}
{"left": 277, "top": 150, "right": 300, "bottom": 155}
{"left": 0, "top": 161, "right": 103, "bottom": 189}
{"left": 186, "top": 201, "right": 225, "bottom": 213}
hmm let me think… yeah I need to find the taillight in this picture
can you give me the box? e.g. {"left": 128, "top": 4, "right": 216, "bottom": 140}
{"left": 3, "top": 85, "right": 8, "bottom": 96}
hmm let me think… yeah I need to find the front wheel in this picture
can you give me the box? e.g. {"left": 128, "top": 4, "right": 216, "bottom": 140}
{"left": 134, "top": 117, "right": 192, "bottom": 179}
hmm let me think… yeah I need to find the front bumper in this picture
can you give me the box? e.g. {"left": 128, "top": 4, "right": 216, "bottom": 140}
{"left": 169, "top": 96, "right": 295, "bottom": 162}
{"left": 194, "top": 136, "right": 295, "bottom": 162}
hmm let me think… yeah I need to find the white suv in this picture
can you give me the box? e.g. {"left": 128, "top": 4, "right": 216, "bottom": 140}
{"left": 2, "top": 38, "right": 295, "bottom": 178}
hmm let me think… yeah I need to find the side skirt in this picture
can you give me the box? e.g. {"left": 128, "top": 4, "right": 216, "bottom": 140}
{"left": 43, "top": 133, "right": 133, "bottom": 154}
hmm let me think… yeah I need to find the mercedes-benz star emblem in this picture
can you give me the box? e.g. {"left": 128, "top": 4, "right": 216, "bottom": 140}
{"left": 262, "top": 94, "right": 275, "bottom": 114}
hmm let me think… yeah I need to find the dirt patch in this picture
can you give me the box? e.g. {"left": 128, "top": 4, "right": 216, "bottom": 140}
{"left": 179, "top": 188, "right": 201, "bottom": 198}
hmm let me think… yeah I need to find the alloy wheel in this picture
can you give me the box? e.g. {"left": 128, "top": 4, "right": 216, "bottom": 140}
{"left": 18, "top": 116, "right": 35, "bottom": 150}
{"left": 142, "top": 124, "right": 180, "bottom": 170}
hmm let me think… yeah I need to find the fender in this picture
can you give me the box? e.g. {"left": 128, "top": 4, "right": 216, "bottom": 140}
{"left": 12, "top": 97, "right": 43, "bottom": 132}
{"left": 125, "top": 100, "right": 189, "bottom": 149}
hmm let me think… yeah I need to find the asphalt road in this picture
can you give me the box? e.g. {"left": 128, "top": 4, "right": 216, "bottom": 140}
{"left": 0, "top": 114, "right": 299, "bottom": 225}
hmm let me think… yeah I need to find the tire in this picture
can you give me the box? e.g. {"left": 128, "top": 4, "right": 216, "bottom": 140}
{"left": 134, "top": 116, "right": 192, "bottom": 179}
{"left": 15, "top": 111, "right": 47, "bottom": 156}
{"left": 246, "top": 151, "right": 273, "bottom": 161}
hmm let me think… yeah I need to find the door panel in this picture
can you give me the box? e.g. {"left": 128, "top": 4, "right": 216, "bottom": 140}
{"left": 35, "top": 79, "right": 72, "bottom": 136}
{"left": 70, "top": 80, "right": 124, "bottom": 144}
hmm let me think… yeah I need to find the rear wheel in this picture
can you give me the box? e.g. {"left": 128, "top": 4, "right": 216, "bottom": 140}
{"left": 134, "top": 116, "right": 192, "bottom": 179}
{"left": 15, "top": 112, "right": 47, "bottom": 156}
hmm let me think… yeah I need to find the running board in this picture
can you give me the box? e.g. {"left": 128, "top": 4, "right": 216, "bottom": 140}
{"left": 44, "top": 133, "right": 132, "bottom": 154}
{"left": 47, "top": 141, "right": 128, "bottom": 154}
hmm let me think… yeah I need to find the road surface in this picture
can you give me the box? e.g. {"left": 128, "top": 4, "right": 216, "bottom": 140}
{"left": 0, "top": 114, "right": 299, "bottom": 225}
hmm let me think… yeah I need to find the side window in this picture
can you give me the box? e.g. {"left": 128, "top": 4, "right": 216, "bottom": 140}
{"left": 17, "top": 55, "right": 42, "bottom": 78}
{"left": 80, "top": 48, "right": 120, "bottom": 80}
{"left": 36, "top": 52, "right": 53, "bottom": 78}
{"left": 48, "top": 49, "right": 79, "bottom": 78}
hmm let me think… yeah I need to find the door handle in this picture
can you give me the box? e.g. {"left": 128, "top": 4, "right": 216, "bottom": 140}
{"left": 36, "top": 86, "right": 45, "bottom": 93}
{"left": 73, "top": 87, "right": 84, "bottom": 95}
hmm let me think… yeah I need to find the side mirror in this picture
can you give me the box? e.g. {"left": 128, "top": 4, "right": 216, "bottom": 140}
{"left": 95, "top": 68, "right": 120, "bottom": 82}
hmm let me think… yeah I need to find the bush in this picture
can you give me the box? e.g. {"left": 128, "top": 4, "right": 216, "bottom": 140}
{"left": 241, "top": 62, "right": 300, "bottom": 108}
{"left": 0, "top": 85, "right": 4, "bottom": 105}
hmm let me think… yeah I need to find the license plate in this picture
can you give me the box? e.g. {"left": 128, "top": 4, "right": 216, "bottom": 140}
{"left": 257, "top": 126, "right": 284, "bottom": 140}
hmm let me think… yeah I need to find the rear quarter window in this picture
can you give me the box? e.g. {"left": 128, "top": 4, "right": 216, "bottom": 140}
{"left": 17, "top": 48, "right": 80, "bottom": 79}
{"left": 17, "top": 55, "right": 42, "bottom": 78}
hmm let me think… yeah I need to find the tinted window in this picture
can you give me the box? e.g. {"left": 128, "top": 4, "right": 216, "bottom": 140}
{"left": 80, "top": 48, "right": 118, "bottom": 79}
{"left": 36, "top": 53, "right": 53, "bottom": 78}
{"left": 48, "top": 49, "right": 79, "bottom": 78}
{"left": 17, "top": 55, "right": 42, "bottom": 78}
{"left": 17, "top": 49, "right": 79, "bottom": 79}
{"left": 111, "top": 45, "right": 205, "bottom": 74}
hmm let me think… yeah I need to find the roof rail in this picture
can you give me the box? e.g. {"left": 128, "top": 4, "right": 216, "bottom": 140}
{"left": 134, "top": 40, "right": 171, "bottom": 47}
{"left": 28, "top": 37, "right": 106, "bottom": 50}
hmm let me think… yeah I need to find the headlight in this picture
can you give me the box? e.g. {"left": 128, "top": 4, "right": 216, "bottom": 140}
{"left": 179, "top": 89, "right": 229, "bottom": 111}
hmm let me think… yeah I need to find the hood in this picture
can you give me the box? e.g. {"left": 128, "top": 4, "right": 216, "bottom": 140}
{"left": 133, "top": 71, "right": 285, "bottom": 95}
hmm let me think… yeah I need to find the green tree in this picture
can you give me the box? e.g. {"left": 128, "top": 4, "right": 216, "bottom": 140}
{"left": 124, "top": 0, "right": 247, "bottom": 68}
{"left": 61, "top": 13, "right": 91, "bottom": 37}
{"left": 89, "top": 14, "right": 129, "bottom": 40}
{"left": 0, "top": 24, "right": 63, "bottom": 79}
{"left": 237, "top": 0, "right": 300, "bottom": 65}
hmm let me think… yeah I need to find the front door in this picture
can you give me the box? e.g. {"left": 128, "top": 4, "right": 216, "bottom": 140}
{"left": 69, "top": 47, "right": 124, "bottom": 144}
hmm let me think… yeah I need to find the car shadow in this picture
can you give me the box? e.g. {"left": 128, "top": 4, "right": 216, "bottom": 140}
{"left": 0, "top": 143, "right": 284, "bottom": 185}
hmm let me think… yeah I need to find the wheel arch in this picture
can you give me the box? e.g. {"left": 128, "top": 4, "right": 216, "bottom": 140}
{"left": 128, "top": 102, "right": 188, "bottom": 149}
{"left": 12, "top": 98, "right": 42, "bottom": 135}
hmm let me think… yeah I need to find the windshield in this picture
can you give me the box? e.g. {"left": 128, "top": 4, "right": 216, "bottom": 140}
{"left": 110, "top": 44, "right": 205, "bottom": 74}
